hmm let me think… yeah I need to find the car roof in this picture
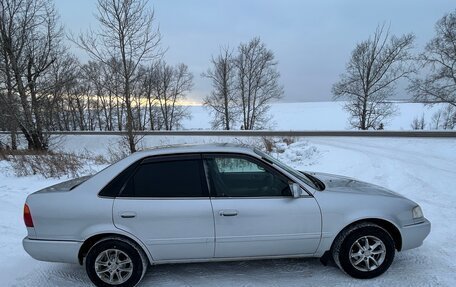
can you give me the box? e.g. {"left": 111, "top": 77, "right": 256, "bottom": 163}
{"left": 133, "top": 143, "right": 258, "bottom": 157}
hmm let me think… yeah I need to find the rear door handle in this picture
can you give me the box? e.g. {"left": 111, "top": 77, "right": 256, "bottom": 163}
{"left": 219, "top": 210, "right": 238, "bottom": 217}
{"left": 120, "top": 212, "right": 137, "bottom": 219}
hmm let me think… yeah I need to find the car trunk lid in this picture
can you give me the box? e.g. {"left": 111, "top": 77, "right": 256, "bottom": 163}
{"left": 33, "top": 176, "right": 92, "bottom": 194}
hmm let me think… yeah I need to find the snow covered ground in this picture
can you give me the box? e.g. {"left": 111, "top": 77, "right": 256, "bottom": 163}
{"left": 182, "top": 101, "right": 446, "bottom": 130}
{"left": 0, "top": 136, "right": 455, "bottom": 286}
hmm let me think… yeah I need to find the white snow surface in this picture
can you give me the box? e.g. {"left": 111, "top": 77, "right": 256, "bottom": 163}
{"left": 0, "top": 136, "right": 455, "bottom": 286}
{"left": 182, "top": 101, "right": 445, "bottom": 130}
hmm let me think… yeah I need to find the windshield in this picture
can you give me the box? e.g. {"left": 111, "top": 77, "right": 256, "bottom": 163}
{"left": 254, "top": 149, "right": 319, "bottom": 190}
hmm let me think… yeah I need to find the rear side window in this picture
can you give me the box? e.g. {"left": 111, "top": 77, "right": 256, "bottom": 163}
{"left": 124, "top": 159, "right": 206, "bottom": 197}
{"left": 99, "top": 161, "right": 141, "bottom": 197}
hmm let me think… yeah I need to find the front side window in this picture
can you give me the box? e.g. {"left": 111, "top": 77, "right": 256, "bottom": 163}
{"left": 254, "top": 149, "right": 321, "bottom": 190}
{"left": 214, "top": 157, "right": 265, "bottom": 173}
{"left": 204, "top": 155, "right": 291, "bottom": 197}
{"left": 123, "top": 159, "right": 206, "bottom": 197}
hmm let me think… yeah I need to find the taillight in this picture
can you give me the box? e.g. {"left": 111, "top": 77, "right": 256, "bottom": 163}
{"left": 24, "top": 204, "right": 34, "bottom": 228}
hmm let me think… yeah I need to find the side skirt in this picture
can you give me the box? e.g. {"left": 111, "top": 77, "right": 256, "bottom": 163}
{"left": 150, "top": 253, "right": 317, "bottom": 265}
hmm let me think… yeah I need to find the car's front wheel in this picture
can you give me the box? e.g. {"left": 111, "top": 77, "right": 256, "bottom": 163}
{"left": 332, "top": 223, "right": 395, "bottom": 279}
{"left": 85, "top": 238, "right": 147, "bottom": 287}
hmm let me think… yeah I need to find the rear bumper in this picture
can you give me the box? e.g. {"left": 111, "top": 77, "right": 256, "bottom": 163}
{"left": 23, "top": 237, "right": 82, "bottom": 264}
{"left": 400, "top": 218, "right": 431, "bottom": 251}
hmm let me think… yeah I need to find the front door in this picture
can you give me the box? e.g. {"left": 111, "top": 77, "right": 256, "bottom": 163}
{"left": 113, "top": 155, "right": 215, "bottom": 261}
{"left": 203, "top": 154, "right": 321, "bottom": 258}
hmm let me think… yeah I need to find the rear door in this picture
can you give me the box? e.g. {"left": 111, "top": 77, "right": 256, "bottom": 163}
{"left": 204, "top": 154, "right": 321, "bottom": 258}
{"left": 113, "top": 154, "right": 215, "bottom": 261}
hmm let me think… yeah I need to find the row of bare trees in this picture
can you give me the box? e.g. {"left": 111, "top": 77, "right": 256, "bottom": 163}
{"left": 46, "top": 59, "right": 192, "bottom": 133}
{"left": 333, "top": 11, "right": 456, "bottom": 130}
{"left": 411, "top": 104, "right": 455, "bottom": 130}
{"left": 0, "top": 0, "right": 193, "bottom": 152}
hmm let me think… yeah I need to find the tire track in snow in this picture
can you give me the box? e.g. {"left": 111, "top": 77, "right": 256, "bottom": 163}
{"left": 308, "top": 138, "right": 456, "bottom": 175}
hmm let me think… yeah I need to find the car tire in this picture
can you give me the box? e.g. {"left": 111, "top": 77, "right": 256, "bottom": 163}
{"left": 332, "top": 223, "right": 395, "bottom": 279}
{"left": 85, "top": 237, "right": 148, "bottom": 287}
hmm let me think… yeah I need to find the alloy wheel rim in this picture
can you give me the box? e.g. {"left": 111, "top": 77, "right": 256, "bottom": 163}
{"left": 349, "top": 235, "right": 386, "bottom": 272}
{"left": 95, "top": 248, "right": 133, "bottom": 285}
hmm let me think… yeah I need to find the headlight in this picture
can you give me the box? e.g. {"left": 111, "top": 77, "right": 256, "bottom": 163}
{"left": 412, "top": 206, "right": 424, "bottom": 219}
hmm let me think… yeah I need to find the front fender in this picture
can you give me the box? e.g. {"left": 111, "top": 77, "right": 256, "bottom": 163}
{"left": 313, "top": 191, "right": 414, "bottom": 256}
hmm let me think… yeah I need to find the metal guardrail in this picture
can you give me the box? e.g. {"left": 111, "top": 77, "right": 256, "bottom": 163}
{"left": 1, "top": 130, "right": 456, "bottom": 137}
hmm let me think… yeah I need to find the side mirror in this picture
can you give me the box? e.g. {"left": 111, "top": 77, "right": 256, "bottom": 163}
{"left": 289, "top": 182, "right": 304, "bottom": 198}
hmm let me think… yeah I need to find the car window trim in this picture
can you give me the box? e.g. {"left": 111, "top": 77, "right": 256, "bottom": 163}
{"left": 99, "top": 152, "right": 314, "bottom": 199}
{"left": 140, "top": 153, "right": 201, "bottom": 164}
{"left": 209, "top": 196, "right": 312, "bottom": 200}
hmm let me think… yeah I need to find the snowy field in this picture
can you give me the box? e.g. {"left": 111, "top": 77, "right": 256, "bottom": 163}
{"left": 182, "top": 101, "right": 446, "bottom": 130}
{"left": 0, "top": 135, "right": 455, "bottom": 286}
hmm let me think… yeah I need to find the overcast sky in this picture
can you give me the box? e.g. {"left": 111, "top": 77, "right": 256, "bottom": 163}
{"left": 55, "top": 0, "right": 455, "bottom": 103}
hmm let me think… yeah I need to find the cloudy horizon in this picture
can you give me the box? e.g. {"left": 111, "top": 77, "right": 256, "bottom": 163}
{"left": 55, "top": 0, "right": 455, "bottom": 104}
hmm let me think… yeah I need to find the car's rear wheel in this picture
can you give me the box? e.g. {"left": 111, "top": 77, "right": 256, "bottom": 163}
{"left": 85, "top": 238, "right": 147, "bottom": 287}
{"left": 332, "top": 223, "right": 395, "bottom": 279}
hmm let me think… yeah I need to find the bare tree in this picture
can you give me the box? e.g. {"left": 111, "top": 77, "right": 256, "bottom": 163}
{"left": 235, "top": 38, "right": 283, "bottom": 130}
{"left": 44, "top": 50, "right": 79, "bottom": 130}
{"left": 0, "top": 24, "right": 18, "bottom": 149}
{"left": 411, "top": 114, "right": 426, "bottom": 130}
{"left": 102, "top": 58, "right": 125, "bottom": 131}
{"left": 202, "top": 47, "right": 238, "bottom": 130}
{"left": 151, "top": 61, "right": 193, "bottom": 130}
{"left": 429, "top": 105, "right": 455, "bottom": 130}
{"left": 81, "top": 61, "right": 108, "bottom": 130}
{"left": 0, "top": 0, "right": 64, "bottom": 149}
{"left": 409, "top": 11, "right": 456, "bottom": 107}
{"left": 441, "top": 105, "right": 456, "bottom": 129}
{"left": 333, "top": 25, "right": 415, "bottom": 130}
{"left": 140, "top": 64, "right": 162, "bottom": 130}
{"left": 73, "top": 0, "right": 162, "bottom": 153}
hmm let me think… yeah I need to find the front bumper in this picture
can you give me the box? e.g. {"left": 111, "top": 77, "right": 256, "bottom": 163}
{"left": 400, "top": 218, "right": 431, "bottom": 251}
{"left": 23, "top": 237, "right": 82, "bottom": 264}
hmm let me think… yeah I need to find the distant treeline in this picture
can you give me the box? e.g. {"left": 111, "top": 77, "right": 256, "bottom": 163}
{"left": 0, "top": 0, "right": 455, "bottom": 152}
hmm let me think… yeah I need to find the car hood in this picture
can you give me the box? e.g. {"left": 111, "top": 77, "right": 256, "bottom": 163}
{"left": 305, "top": 172, "right": 405, "bottom": 198}
{"left": 34, "top": 176, "right": 92, "bottom": 194}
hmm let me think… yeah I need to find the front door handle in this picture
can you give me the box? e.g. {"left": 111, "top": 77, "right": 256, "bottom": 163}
{"left": 219, "top": 210, "right": 238, "bottom": 217}
{"left": 120, "top": 212, "right": 137, "bottom": 219}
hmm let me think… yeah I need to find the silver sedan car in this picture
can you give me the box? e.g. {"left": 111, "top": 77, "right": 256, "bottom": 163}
{"left": 23, "top": 144, "right": 430, "bottom": 287}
